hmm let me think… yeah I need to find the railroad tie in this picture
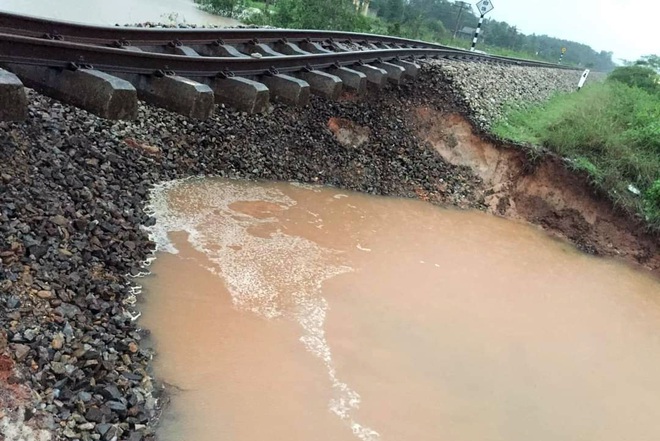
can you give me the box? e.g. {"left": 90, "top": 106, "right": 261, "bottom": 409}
{"left": 298, "top": 41, "right": 332, "bottom": 54}
{"left": 5, "top": 64, "right": 137, "bottom": 120}
{"left": 326, "top": 67, "right": 367, "bottom": 95}
{"left": 362, "top": 42, "right": 381, "bottom": 50}
{"left": 258, "top": 74, "right": 310, "bottom": 107}
{"left": 240, "top": 42, "right": 284, "bottom": 57}
{"left": 172, "top": 46, "right": 200, "bottom": 57}
{"left": 114, "top": 73, "right": 215, "bottom": 120}
{"left": 330, "top": 42, "right": 352, "bottom": 52}
{"left": 372, "top": 61, "right": 406, "bottom": 85}
{"left": 293, "top": 70, "right": 343, "bottom": 100}
{"left": 0, "top": 68, "right": 28, "bottom": 121}
{"left": 192, "top": 44, "right": 248, "bottom": 58}
{"left": 390, "top": 60, "right": 421, "bottom": 79}
{"left": 351, "top": 64, "right": 388, "bottom": 90}
{"left": 273, "top": 41, "right": 311, "bottom": 56}
{"left": 207, "top": 76, "right": 270, "bottom": 114}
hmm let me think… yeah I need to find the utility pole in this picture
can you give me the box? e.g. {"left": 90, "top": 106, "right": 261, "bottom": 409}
{"left": 470, "top": 0, "right": 494, "bottom": 52}
{"left": 452, "top": 1, "right": 471, "bottom": 40}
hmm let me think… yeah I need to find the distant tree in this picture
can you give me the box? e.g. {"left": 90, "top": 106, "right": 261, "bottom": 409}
{"left": 243, "top": 0, "right": 618, "bottom": 69}
{"left": 636, "top": 54, "right": 660, "bottom": 73}
{"left": 608, "top": 65, "right": 659, "bottom": 94}
{"left": 270, "top": 0, "right": 369, "bottom": 31}
{"left": 379, "top": 0, "right": 405, "bottom": 22}
{"left": 196, "top": 0, "right": 245, "bottom": 17}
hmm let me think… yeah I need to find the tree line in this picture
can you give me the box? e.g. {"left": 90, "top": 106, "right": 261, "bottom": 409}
{"left": 372, "top": 0, "right": 616, "bottom": 70}
{"left": 196, "top": 0, "right": 618, "bottom": 71}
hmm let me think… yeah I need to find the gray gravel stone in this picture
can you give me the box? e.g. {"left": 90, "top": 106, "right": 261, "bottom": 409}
{"left": 428, "top": 60, "right": 604, "bottom": 129}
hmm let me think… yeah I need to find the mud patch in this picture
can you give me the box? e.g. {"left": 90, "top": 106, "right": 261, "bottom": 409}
{"left": 328, "top": 117, "right": 371, "bottom": 148}
{"left": 413, "top": 108, "right": 660, "bottom": 273}
{"left": 0, "top": 345, "right": 52, "bottom": 441}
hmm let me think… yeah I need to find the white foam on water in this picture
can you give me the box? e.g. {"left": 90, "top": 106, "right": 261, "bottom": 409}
{"left": 145, "top": 178, "right": 380, "bottom": 441}
{"left": 289, "top": 181, "right": 324, "bottom": 192}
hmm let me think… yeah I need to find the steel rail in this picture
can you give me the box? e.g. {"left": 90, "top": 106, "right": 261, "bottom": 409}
{"left": 0, "top": 11, "right": 450, "bottom": 48}
{"left": 0, "top": 11, "right": 577, "bottom": 71}
{"left": 0, "top": 33, "right": 483, "bottom": 77}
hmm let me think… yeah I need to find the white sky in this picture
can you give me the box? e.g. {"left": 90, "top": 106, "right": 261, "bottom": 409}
{"left": 1, "top": 0, "right": 655, "bottom": 62}
{"left": 483, "top": 0, "right": 658, "bottom": 62}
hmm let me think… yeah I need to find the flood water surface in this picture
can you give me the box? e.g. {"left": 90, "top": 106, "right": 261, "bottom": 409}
{"left": 1, "top": 0, "right": 238, "bottom": 26}
{"left": 140, "top": 178, "right": 660, "bottom": 441}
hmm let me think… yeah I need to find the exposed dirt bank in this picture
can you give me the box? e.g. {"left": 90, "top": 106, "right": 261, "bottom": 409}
{"left": 413, "top": 110, "right": 660, "bottom": 272}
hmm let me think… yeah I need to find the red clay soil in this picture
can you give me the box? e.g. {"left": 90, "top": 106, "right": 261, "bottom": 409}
{"left": 412, "top": 108, "right": 660, "bottom": 275}
{"left": 0, "top": 333, "right": 34, "bottom": 431}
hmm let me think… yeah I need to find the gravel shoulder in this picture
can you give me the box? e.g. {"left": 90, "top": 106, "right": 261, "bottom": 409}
{"left": 431, "top": 60, "right": 603, "bottom": 129}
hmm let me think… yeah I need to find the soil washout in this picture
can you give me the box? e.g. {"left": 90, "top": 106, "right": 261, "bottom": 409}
{"left": 0, "top": 61, "right": 657, "bottom": 440}
{"left": 413, "top": 110, "right": 660, "bottom": 271}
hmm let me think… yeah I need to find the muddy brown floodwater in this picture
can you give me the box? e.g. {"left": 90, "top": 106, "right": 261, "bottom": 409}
{"left": 139, "top": 177, "right": 660, "bottom": 441}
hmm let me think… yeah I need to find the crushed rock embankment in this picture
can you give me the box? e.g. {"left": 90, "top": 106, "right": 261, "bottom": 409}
{"left": 0, "top": 65, "right": 482, "bottom": 440}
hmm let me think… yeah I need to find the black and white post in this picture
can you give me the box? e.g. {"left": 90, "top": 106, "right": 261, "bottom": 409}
{"left": 470, "top": 15, "right": 485, "bottom": 52}
{"left": 577, "top": 69, "right": 590, "bottom": 91}
{"left": 471, "top": 0, "right": 495, "bottom": 52}
{"left": 558, "top": 47, "right": 567, "bottom": 65}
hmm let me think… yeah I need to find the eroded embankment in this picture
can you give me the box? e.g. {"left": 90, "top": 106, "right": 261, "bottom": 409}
{"left": 414, "top": 110, "right": 660, "bottom": 270}
{"left": 0, "top": 60, "right": 657, "bottom": 440}
{"left": 420, "top": 60, "right": 658, "bottom": 270}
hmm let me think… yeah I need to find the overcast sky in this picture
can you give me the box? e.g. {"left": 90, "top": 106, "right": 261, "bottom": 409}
{"left": 1, "top": 0, "right": 655, "bottom": 62}
{"left": 483, "top": 0, "right": 657, "bottom": 62}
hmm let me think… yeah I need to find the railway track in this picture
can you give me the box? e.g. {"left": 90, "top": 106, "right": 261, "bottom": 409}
{"left": 0, "top": 11, "right": 579, "bottom": 121}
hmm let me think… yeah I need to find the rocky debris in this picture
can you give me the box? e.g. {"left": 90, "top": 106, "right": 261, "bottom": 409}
{"left": 430, "top": 60, "right": 604, "bottom": 129}
{"left": 0, "top": 62, "right": 485, "bottom": 440}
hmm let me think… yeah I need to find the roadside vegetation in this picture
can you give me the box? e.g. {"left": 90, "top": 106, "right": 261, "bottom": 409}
{"left": 493, "top": 57, "right": 660, "bottom": 230}
{"left": 194, "top": 0, "right": 615, "bottom": 70}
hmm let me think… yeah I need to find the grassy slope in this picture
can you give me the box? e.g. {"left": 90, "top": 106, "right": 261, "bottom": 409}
{"left": 493, "top": 82, "right": 660, "bottom": 230}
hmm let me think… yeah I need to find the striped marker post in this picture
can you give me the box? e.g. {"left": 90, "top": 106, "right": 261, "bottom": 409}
{"left": 471, "top": 0, "right": 494, "bottom": 52}
{"left": 470, "top": 15, "right": 485, "bottom": 52}
{"left": 577, "top": 69, "right": 590, "bottom": 91}
{"left": 558, "top": 47, "right": 567, "bottom": 65}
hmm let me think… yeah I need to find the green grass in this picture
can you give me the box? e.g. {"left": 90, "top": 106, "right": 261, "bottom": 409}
{"left": 244, "top": 0, "right": 267, "bottom": 9}
{"left": 493, "top": 82, "right": 660, "bottom": 230}
{"left": 430, "top": 37, "right": 547, "bottom": 62}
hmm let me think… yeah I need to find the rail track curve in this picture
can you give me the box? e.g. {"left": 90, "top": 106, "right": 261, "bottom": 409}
{"left": 0, "top": 11, "right": 580, "bottom": 121}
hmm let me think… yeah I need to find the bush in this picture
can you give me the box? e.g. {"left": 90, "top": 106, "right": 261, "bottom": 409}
{"left": 195, "top": 0, "right": 246, "bottom": 18}
{"left": 269, "top": 0, "right": 370, "bottom": 32}
{"left": 607, "top": 65, "right": 659, "bottom": 94}
{"left": 645, "top": 180, "right": 660, "bottom": 223}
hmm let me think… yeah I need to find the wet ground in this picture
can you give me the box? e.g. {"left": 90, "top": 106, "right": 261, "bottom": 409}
{"left": 140, "top": 177, "right": 660, "bottom": 441}
{"left": 0, "top": 0, "right": 239, "bottom": 26}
